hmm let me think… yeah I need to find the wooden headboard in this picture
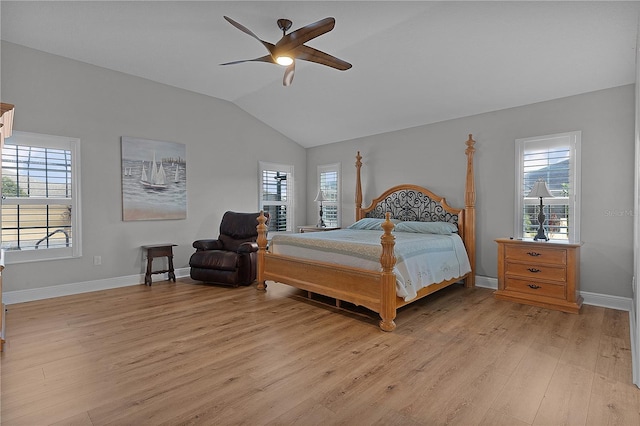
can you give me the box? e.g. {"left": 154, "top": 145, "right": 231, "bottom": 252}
{"left": 359, "top": 184, "right": 465, "bottom": 238}
{"left": 354, "top": 134, "right": 476, "bottom": 286}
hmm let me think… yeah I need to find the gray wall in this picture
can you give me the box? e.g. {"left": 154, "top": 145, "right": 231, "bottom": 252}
{"left": 0, "top": 41, "right": 307, "bottom": 292}
{"left": 307, "top": 84, "right": 635, "bottom": 298}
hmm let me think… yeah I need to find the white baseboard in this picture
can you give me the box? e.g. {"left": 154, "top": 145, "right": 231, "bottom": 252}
{"left": 581, "top": 291, "right": 633, "bottom": 311}
{"left": 475, "top": 275, "right": 498, "bottom": 290}
{"left": 3, "top": 267, "right": 191, "bottom": 305}
{"left": 473, "top": 275, "right": 632, "bottom": 311}
{"left": 3, "top": 271, "right": 634, "bottom": 312}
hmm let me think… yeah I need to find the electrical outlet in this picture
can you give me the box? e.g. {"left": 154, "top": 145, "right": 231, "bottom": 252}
{"left": 93, "top": 256, "right": 102, "bottom": 265}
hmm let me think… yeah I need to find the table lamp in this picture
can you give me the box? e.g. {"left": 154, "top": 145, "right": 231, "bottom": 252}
{"left": 527, "top": 179, "right": 554, "bottom": 241}
{"left": 314, "top": 189, "right": 327, "bottom": 227}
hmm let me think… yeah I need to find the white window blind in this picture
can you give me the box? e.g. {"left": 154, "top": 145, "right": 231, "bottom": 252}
{"left": 515, "top": 131, "right": 581, "bottom": 242}
{"left": 318, "top": 163, "right": 340, "bottom": 227}
{"left": 259, "top": 161, "right": 294, "bottom": 232}
{"left": 2, "top": 131, "right": 82, "bottom": 263}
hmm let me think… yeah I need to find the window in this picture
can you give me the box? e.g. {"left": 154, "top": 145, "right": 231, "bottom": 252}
{"left": 259, "top": 161, "right": 294, "bottom": 233}
{"left": 2, "top": 131, "right": 82, "bottom": 263}
{"left": 318, "top": 163, "right": 340, "bottom": 227}
{"left": 515, "top": 131, "right": 581, "bottom": 242}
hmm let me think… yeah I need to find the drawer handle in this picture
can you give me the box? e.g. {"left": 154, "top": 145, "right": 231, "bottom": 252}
{"left": 528, "top": 284, "right": 541, "bottom": 289}
{"left": 526, "top": 252, "right": 541, "bottom": 257}
{"left": 527, "top": 268, "right": 541, "bottom": 273}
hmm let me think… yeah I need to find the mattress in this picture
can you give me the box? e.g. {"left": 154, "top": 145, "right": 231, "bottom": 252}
{"left": 270, "top": 228, "right": 471, "bottom": 301}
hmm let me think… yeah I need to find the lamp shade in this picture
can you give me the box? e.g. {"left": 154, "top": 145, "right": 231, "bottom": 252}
{"left": 526, "top": 180, "right": 553, "bottom": 198}
{"left": 314, "top": 190, "right": 327, "bottom": 202}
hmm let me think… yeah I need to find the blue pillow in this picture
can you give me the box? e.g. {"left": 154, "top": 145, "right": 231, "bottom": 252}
{"left": 394, "top": 221, "right": 458, "bottom": 235}
{"left": 347, "top": 218, "right": 401, "bottom": 230}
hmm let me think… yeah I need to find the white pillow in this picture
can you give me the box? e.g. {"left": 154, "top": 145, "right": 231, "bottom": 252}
{"left": 394, "top": 221, "right": 458, "bottom": 234}
{"left": 347, "top": 217, "right": 401, "bottom": 230}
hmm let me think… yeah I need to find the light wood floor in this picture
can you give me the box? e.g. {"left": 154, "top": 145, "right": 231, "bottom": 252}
{"left": 1, "top": 279, "right": 638, "bottom": 425}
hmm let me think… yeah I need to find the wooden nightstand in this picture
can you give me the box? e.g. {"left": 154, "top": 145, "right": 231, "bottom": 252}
{"left": 298, "top": 225, "right": 341, "bottom": 233}
{"left": 495, "top": 238, "right": 583, "bottom": 313}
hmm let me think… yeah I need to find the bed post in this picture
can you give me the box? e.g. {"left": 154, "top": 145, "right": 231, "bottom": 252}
{"left": 355, "top": 151, "right": 363, "bottom": 221}
{"left": 464, "top": 134, "right": 476, "bottom": 288}
{"left": 379, "top": 213, "right": 397, "bottom": 332}
{"left": 256, "top": 211, "right": 268, "bottom": 291}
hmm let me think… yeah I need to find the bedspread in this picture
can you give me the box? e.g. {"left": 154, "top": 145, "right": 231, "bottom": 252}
{"left": 270, "top": 229, "right": 471, "bottom": 301}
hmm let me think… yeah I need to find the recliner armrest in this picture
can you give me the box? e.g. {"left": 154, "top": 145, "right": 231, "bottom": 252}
{"left": 193, "top": 239, "right": 224, "bottom": 251}
{"left": 237, "top": 242, "right": 259, "bottom": 253}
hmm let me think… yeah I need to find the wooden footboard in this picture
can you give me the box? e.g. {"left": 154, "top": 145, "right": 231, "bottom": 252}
{"left": 257, "top": 211, "right": 399, "bottom": 331}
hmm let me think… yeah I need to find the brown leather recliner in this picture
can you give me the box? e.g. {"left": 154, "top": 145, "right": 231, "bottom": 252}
{"left": 189, "top": 211, "right": 268, "bottom": 286}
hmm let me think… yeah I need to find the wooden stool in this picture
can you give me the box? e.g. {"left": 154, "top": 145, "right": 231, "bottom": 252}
{"left": 142, "top": 244, "right": 177, "bottom": 286}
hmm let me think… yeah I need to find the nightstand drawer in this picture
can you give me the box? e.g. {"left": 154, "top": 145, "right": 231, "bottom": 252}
{"left": 505, "top": 262, "right": 566, "bottom": 282}
{"left": 505, "top": 245, "right": 566, "bottom": 265}
{"left": 505, "top": 277, "right": 566, "bottom": 300}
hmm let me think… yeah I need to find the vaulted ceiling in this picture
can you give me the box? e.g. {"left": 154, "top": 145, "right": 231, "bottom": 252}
{"left": 1, "top": 1, "right": 638, "bottom": 147}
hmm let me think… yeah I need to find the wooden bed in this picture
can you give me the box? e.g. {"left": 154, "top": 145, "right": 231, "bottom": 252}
{"left": 256, "top": 134, "right": 476, "bottom": 331}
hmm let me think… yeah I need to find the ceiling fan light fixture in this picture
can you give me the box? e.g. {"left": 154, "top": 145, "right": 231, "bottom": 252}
{"left": 276, "top": 56, "right": 293, "bottom": 66}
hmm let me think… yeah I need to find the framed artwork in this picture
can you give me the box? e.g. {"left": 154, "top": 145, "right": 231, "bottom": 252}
{"left": 121, "top": 136, "right": 186, "bottom": 221}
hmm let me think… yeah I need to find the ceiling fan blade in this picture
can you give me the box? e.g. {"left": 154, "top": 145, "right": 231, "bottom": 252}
{"left": 294, "top": 45, "right": 352, "bottom": 70}
{"left": 220, "top": 55, "right": 275, "bottom": 66}
{"left": 275, "top": 17, "right": 335, "bottom": 54}
{"left": 224, "top": 16, "right": 275, "bottom": 54}
{"left": 283, "top": 61, "right": 295, "bottom": 86}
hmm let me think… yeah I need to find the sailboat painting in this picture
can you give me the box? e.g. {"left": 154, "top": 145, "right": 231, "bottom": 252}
{"left": 121, "top": 136, "right": 186, "bottom": 221}
{"left": 140, "top": 151, "right": 167, "bottom": 190}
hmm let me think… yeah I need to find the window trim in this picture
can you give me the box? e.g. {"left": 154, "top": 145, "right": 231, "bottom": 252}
{"left": 258, "top": 161, "right": 294, "bottom": 233}
{"left": 2, "top": 131, "right": 82, "bottom": 264}
{"left": 317, "top": 163, "right": 341, "bottom": 228}
{"left": 514, "top": 131, "right": 581, "bottom": 242}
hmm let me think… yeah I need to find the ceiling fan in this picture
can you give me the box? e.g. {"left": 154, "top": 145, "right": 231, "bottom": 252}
{"left": 221, "top": 16, "right": 352, "bottom": 86}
